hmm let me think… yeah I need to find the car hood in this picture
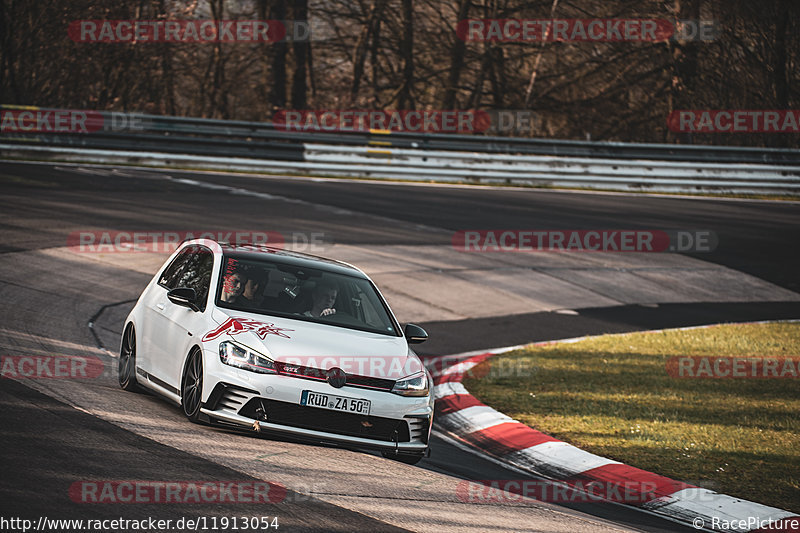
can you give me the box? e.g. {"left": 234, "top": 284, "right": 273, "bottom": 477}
{"left": 208, "top": 308, "right": 421, "bottom": 379}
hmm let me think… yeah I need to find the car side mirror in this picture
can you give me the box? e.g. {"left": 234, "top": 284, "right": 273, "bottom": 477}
{"left": 404, "top": 323, "right": 428, "bottom": 344}
{"left": 168, "top": 287, "right": 200, "bottom": 312}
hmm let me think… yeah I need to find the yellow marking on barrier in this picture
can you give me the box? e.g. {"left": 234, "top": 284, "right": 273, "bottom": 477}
{"left": 366, "top": 149, "right": 392, "bottom": 156}
{"left": 369, "top": 129, "right": 391, "bottom": 135}
{"left": 0, "top": 136, "right": 43, "bottom": 142}
{"left": 368, "top": 141, "right": 392, "bottom": 147}
{"left": 1, "top": 105, "right": 41, "bottom": 111}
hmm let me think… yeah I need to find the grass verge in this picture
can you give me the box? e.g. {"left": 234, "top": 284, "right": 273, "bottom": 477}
{"left": 462, "top": 322, "right": 800, "bottom": 512}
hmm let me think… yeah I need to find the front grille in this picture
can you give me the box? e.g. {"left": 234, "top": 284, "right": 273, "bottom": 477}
{"left": 273, "top": 361, "right": 396, "bottom": 391}
{"left": 347, "top": 374, "right": 396, "bottom": 391}
{"left": 239, "top": 397, "right": 411, "bottom": 442}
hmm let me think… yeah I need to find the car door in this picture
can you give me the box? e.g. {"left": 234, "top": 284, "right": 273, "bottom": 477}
{"left": 148, "top": 245, "right": 214, "bottom": 392}
{"left": 139, "top": 246, "right": 196, "bottom": 378}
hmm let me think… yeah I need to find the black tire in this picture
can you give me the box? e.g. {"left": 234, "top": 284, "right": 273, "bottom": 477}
{"left": 381, "top": 450, "right": 425, "bottom": 465}
{"left": 118, "top": 324, "right": 141, "bottom": 392}
{"left": 181, "top": 347, "right": 204, "bottom": 423}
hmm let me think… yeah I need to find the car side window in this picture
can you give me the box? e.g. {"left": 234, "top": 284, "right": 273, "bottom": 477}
{"left": 159, "top": 245, "right": 214, "bottom": 311}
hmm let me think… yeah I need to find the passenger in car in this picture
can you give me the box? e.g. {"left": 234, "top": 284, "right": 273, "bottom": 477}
{"left": 240, "top": 268, "right": 267, "bottom": 308}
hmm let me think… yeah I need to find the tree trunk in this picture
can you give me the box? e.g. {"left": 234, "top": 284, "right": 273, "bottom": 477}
{"left": 160, "top": 0, "right": 176, "bottom": 115}
{"left": 396, "top": 0, "right": 414, "bottom": 109}
{"left": 351, "top": 0, "right": 385, "bottom": 105}
{"left": 291, "top": 0, "right": 308, "bottom": 109}
{"left": 0, "top": 0, "right": 21, "bottom": 102}
{"left": 523, "top": 0, "right": 559, "bottom": 106}
{"left": 489, "top": 46, "right": 505, "bottom": 108}
{"left": 268, "top": 0, "right": 287, "bottom": 111}
{"left": 668, "top": 0, "right": 700, "bottom": 143}
{"left": 370, "top": 11, "right": 382, "bottom": 105}
{"left": 441, "top": 0, "right": 471, "bottom": 109}
{"left": 773, "top": 0, "right": 789, "bottom": 109}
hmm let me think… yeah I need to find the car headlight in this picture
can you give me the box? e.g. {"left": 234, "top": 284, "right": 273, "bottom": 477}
{"left": 219, "top": 341, "right": 276, "bottom": 374}
{"left": 391, "top": 372, "right": 429, "bottom": 397}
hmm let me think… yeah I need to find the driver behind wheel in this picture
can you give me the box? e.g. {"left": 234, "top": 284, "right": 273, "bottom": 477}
{"left": 303, "top": 280, "right": 338, "bottom": 317}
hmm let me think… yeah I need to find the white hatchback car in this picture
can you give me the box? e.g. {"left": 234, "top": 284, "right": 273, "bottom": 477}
{"left": 119, "top": 239, "right": 433, "bottom": 464}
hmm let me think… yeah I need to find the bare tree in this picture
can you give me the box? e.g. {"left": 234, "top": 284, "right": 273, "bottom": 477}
{"left": 2, "top": 0, "right": 796, "bottom": 146}
{"left": 441, "top": 0, "right": 471, "bottom": 108}
{"left": 395, "top": 0, "right": 414, "bottom": 109}
{"left": 291, "top": 0, "right": 309, "bottom": 109}
{"left": 350, "top": 0, "right": 385, "bottom": 105}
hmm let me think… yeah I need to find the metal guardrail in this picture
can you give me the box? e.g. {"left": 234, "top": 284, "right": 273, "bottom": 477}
{"left": 304, "top": 144, "right": 800, "bottom": 192}
{"left": 2, "top": 105, "right": 799, "bottom": 194}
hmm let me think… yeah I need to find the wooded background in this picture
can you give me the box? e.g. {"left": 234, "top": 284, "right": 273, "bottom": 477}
{"left": 1, "top": 0, "right": 797, "bottom": 146}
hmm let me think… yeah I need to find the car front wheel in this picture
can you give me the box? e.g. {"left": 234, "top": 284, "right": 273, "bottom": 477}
{"left": 118, "top": 324, "right": 141, "bottom": 392}
{"left": 181, "top": 347, "right": 204, "bottom": 423}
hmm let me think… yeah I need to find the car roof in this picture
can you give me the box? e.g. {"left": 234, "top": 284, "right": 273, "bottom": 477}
{"left": 206, "top": 240, "right": 368, "bottom": 279}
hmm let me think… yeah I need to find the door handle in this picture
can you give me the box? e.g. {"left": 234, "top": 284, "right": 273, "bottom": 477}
{"left": 156, "top": 303, "right": 165, "bottom": 311}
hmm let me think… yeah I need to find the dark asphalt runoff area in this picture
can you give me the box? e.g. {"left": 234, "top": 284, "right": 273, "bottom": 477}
{"left": 0, "top": 378, "right": 409, "bottom": 532}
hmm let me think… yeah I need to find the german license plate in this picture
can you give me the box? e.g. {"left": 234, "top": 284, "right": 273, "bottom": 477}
{"left": 300, "top": 390, "right": 371, "bottom": 415}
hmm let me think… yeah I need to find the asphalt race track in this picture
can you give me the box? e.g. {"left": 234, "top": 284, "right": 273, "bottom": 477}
{"left": 2, "top": 160, "right": 798, "bottom": 532}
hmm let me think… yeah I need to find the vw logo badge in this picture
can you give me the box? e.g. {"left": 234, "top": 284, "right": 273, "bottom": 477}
{"left": 326, "top": 367, "right": 346, "bottom": 389}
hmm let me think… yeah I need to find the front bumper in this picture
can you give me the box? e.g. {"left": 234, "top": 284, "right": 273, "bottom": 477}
{"left": 200, "top": 406, "right": 429, "bottom": 453}
{"left": 201, "top": 381, "right": 432, "bottom": 453}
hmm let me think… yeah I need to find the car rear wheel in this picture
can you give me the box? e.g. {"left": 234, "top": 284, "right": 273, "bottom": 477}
{"left": 381, "top": 450, "right": 425, "bottom": 465}
{"left": 118, "top": 324, "right": 141, "bottom": 392}
{"left": 181, "top": 347, "right": 204, "bottom": 422}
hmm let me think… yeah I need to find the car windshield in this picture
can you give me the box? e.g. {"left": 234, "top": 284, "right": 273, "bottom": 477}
{"left": 215, "top": 255, "right": 399, "bottom": 337}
